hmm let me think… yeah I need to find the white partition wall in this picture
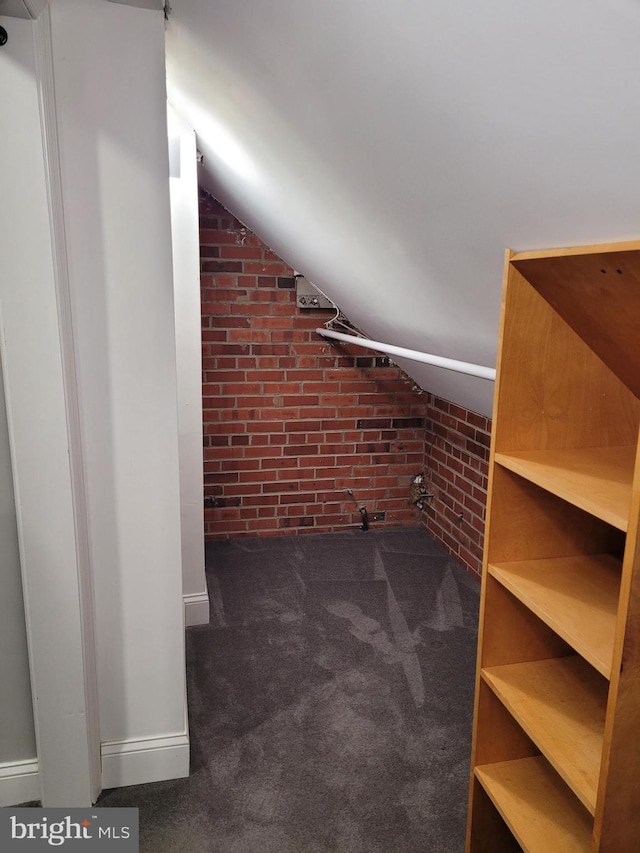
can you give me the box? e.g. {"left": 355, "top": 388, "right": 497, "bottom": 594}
{"left": 0, "top": 0, "right": 189, "bottom": 802}
{"left": 45, "top": 0, "right": 188, "bottom": 788}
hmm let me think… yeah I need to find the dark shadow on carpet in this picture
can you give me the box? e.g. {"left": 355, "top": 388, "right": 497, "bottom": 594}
{"left": 99, "top": 528, "right": 480, "bottom": 852}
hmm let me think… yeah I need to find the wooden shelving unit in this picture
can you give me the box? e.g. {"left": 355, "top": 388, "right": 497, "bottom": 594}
{"left": 466, "top": 242, "right": 640, "bottom": 852}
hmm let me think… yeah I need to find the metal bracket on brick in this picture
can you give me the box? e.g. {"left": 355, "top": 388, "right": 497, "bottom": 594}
{"left": 295, "top": 275, "right": 334, "bottom": 309}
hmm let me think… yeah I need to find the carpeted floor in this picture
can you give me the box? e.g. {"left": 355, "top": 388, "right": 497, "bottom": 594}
{"left": 99, "top": 527, "right": 480, "bottom": 852}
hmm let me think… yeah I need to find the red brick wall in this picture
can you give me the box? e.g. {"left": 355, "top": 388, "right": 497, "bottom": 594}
{"left": 422, "top": 396, "right": 491, "bottom": 579}
{"left": 199, "top": 190, "right": 427, "bottom": 537}
{"left": 198, "top": 189, "right": 491, "bottom": 575}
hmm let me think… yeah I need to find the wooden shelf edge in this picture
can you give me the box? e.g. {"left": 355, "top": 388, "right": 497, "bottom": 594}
{"left": 475, "top": 757, "right": 592, "bottom": 853}
{"left": 481, "top": 657, "right": 606, "bottom": 815}
{"left": 488, "top": 556, "right": 619, "bottom": 679}
{"left": 494, "top": 447, "right": 635, "bottom": 532}
{"left": 510, "top": 240, "right": 640, "bottom": 262}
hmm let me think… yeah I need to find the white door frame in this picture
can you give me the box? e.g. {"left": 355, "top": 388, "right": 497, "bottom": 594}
{"left": 0, "top": 7, "right": 100, "bottom": 806}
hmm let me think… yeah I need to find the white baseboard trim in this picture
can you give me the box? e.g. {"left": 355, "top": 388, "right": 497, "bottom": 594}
{"left": 101, "top": 733, "right": 189, "bottom": 790}
{"left": 183, "top": 591, "right": 209, "bottom": 627}
{"left": 0, "top": 759, "right": 41, "bottom": 806}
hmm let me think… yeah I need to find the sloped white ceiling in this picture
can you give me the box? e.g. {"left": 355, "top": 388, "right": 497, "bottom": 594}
{"left": 166, "top": 0, "right": 640, "bottom": 416}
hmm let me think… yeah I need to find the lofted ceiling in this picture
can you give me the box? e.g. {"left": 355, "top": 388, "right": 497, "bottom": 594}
{"left": 165, "top": 0, "right": 640, "bottom": 416}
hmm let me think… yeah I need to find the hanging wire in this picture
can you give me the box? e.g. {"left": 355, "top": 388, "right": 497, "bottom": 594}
{"left": 297, "top": 274, "right": 367, "bottom": 337}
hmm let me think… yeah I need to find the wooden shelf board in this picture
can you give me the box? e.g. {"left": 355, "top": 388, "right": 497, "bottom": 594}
{"left": 510, "top": 241, "right": 640, "bottom": 263}
{"left": 489, "top": 555, "right": 620, "bottom": 678}
{"left": 482, "top": 657, "right": 606, "bottom": 814}
{"left": 494, "top": 446, "right": 635, "bottom": 531}
{"left": 475, "top": 756, "right": 592, "bottom": 853}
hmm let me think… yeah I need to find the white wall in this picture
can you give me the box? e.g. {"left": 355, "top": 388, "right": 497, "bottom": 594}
{"left": 46, "top": 0, "right": 188, "bottom": 784}
{"left": 0, "top": 352, "right": 36, "bottom": 769}
{"left": 168, "top": 105, "right": 209, "bottom": 628}
{"left": 0, "top": 0, "right": 190, "bottom": 801}
{"left": 0, "top": 20, "right": 38, "bottom": 776}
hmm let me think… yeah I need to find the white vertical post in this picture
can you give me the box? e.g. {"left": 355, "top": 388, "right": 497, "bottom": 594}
{"left": 168, "top": 105, "right": 209, "bottom": 627}
{"left": 0, "top": 11, "right": 98, "bottom": 806}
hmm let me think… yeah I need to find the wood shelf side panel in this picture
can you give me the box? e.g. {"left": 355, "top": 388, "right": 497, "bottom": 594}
{"left": 489, "top": 555, "right": 620, "bottom": 678}
{"left": 593, "top": 441, "right": 640, "bottom": 848}
{"left": 475, "top": 757, "right": 592, "bottom": 853}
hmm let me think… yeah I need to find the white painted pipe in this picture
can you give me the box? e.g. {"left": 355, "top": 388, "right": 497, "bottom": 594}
{"left": 315, "top": 327, "right": 496, "bottom": 381}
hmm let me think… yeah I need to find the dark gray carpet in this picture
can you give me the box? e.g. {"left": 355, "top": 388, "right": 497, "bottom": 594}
{"left": 99, "top": 528, "right": 480, "bottom": 852}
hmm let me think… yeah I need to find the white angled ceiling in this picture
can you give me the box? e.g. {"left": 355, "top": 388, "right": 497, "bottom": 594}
{"left": 0, "top": 0, "right": 47, "bottom": 19}
{"left": 166, "top": 0, "right": 640, "bottom": 416}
